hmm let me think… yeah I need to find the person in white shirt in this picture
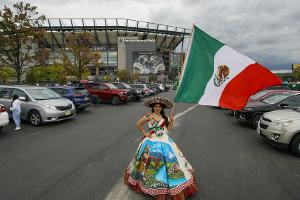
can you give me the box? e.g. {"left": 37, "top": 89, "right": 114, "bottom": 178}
{"left": 10, "top": 94, "right": 22, "bottom": 131}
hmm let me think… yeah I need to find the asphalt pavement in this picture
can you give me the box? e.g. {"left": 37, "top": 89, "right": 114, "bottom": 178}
{"left": 0, "top": 91, "right": 299, "bottom": 200}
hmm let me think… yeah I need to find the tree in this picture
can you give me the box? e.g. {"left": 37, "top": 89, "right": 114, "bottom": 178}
{"left": 61, "top": 32, "right": 100, "bottom": 80}
{"left": 47, "top": 64, "right": 67, "bottom": 84}
{"left": 0, "top": 2, "right": 45, "bottom": 83}
{"left": 25, "top": 64, "right": 68, "bottom": 84}
{"left": 292, "top": 69, "right": 300, "bottom": 81}
{"left": 36, "top": 47, "right": 50, "bottom": 67}
{"left": 25, "top": 66, "right": 48, "bottom": 84}
{"left": 117, "top": 69, "right": 131, "bottom": 82}
{"left": 0, "top": 66, "right": 16, "bottom": 83}
{"left": 149, "top": 75, "right": 157, "bottom": 84}
{"left": 131, "top": 73, "right": 139, "bottom": 83}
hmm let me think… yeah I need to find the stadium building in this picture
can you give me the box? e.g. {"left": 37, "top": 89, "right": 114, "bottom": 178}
{"left": 39, "top": 18, "right": 191, "bottom": 81}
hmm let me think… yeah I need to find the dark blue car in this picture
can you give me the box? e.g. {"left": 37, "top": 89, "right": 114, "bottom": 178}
{"left": 50, "top": 86, "right": 91, "bottom": 111}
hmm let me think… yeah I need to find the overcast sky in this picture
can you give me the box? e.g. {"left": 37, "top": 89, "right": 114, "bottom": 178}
{"left": 1, "top": 0, "right": 299, "bottom": 68}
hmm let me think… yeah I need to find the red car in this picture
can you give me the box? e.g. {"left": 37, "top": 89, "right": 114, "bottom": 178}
{"left": 83, "top": 82, "right": 128, "bottom": 105}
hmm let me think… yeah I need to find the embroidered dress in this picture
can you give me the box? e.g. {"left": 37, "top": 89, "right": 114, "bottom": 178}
{"left": 124, "top": 117, "right": 197, "bottom": 199}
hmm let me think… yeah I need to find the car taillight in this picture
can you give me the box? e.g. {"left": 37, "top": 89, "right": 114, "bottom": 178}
{"left": 0, "top": 106, "right": 6, "bottom": 113}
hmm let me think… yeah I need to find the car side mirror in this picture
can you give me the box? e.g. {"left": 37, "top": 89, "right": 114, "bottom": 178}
{"left": 280, "top": 103, "right": 289, "bottom": 108}
{"left": 19, "top": 96, "right": 27, "bottom": 101}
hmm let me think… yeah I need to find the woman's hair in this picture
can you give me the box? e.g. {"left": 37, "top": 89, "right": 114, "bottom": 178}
{"left": 11, "top": 94, "right": 19, "bottom": 107}
{"left": 151, "top": 103, "right": 169, "bottom": 127}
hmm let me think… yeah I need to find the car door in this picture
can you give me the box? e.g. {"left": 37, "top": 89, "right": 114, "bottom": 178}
{"left": 11, "top": 89, "right": 30, "bottom": 120}
{"left": 0, "top": 87, "right": 13, "bottom": 114}
{"left": 98, "top": 84, "right": 110, "bottom": 101}
{"left": 280, "top": 95, "right": 300, "bottom": 109}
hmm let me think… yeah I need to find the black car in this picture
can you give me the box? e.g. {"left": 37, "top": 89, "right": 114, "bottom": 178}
{"left": 111, "top": 82, "right": 142, "bottom": 102}
{"left": 149, "top": 85, "right": 160, "bottom": 95}
{"left": 235, "top": 92, "right": 300, "bottom": 128}
{"left": 129, "top": 84, "right": 146, "bottom": 98}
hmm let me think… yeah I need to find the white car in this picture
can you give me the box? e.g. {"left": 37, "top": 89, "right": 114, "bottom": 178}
{"left": 0, "top": 104, "right": 9, "bottom": 130}
{"left": 257, "top": 109, "right": 300, "bottom": 156}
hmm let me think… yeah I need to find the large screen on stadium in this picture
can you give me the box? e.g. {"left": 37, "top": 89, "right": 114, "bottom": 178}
{"left": 133, "top": 52, "right": 165, "bottom": 74}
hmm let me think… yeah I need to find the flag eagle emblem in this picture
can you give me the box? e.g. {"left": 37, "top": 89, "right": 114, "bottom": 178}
{"left": 214, "top": 65, "right": 230, "bottom": 87}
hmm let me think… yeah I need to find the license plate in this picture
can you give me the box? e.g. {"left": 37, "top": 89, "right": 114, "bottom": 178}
{"left": 65, "top": 110, "right": 71, "bottom": 116}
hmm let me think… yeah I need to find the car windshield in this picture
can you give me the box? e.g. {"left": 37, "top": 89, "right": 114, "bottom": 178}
{"left": 74, "top": 88, "right": 88, "bottom": 94}
{"left": 131, "top": 85, "right": 144, "bottom": 89}
{"left": 113, "top": 83, "right": 126, "bottom": 89}
{"left": 123, "top": 83, "right": 131, "bottom": 89}
{"left": 105, "top": 83, "right": 118, "bottom": 89}
{"left": 261, "top": 93, "right": 294, "bottom": 104}
{"left": 250, "top": 90, "right": 269, "bottom": 100}
{"left": 25, "top": 88, "right": 62, "bottom": 100}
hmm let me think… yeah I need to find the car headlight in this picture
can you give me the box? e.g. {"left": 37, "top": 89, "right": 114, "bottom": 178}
{"left": 243, "top": 107, "right": 253, "bottom": 111}
{"left": 41, "top": 104, "right": 57, "bottom": 110}
{"left": 270, "top": 120, "right": 292, "bottom": 129}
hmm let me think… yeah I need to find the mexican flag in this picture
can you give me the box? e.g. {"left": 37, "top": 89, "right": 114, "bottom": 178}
{"left": 174, "top": 26, "right": 282, "bottom": 110}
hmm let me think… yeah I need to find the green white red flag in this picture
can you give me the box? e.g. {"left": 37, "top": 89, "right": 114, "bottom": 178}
{"left": 174, "top": 26, "right": 282, "bottom": 110}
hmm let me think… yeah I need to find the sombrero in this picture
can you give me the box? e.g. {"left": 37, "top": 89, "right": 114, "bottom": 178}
{"left": 142, "top": 97, "right": 173, "bottom": 109}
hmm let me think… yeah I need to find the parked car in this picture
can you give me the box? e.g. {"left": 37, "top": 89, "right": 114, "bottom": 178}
{"left": 257, "top": 109, "right": 300, "bottom": 156}
{"left": 173, "top": 81, "right": 179, "bottom": 90}
{"left": 164, "top": 85, "right": 170, "bottom": 92}
{"left": 130, "top": 84, "right": 151, "bottom": 96}
{"left": 0, "top": 86, "right": 76, "bottom": 126}
{"left": 234, "top": 91, "right": 300, "bottom": 128}
{"left": 50, "top": 86, "right": 91, "bottom": 111}
{"left": 266, "top": 85, "right": 290, "bottom": 90}
{"left": 149, "top": 85, "right": 160, "bottom": 95}
{"left": 111, "top": 82, "right": 142, "bottom": 102}
{"left": 128, "top": 84, "right": 145, "bottom": 98}
{"left": 83, "top": 82, "right": 128, "bottom": 105}
{"left": 0, "top": 104, "right": 9, "bottom": 130}
{"left": 249, "top": 89, "right": 291, "bottom": 103}
{"left": 156, "top": 84, "right": 164, "bottom": 92}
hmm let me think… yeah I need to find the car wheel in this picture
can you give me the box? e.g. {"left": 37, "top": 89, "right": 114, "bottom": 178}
{"left": 290, "top": 135, "right": 300, "bottom": 157}
{"left": 251, "top": 114, "right": 262, "bottom": 129}
{"left": 29, "top": 111, "right": 42, "bottom": 126}
{"left": 133, "top": 95, "right": 139, "bottom": 102}
{"left": 111, "top": 96, "right": 120, "bottom": 105}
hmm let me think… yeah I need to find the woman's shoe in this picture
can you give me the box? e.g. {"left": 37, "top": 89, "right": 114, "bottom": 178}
{"left": 14, "top": 127, "right": 21, "bottom": 131}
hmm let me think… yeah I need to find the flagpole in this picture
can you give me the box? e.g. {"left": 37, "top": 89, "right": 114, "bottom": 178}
{"left": 172, "top": 23, "right": 195, "bottom": 116}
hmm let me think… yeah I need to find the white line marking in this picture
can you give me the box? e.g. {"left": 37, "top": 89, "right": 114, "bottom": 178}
{"left": 174, "top": 104, "right": 198, "bottom": 121}
{"left": 106, "top": 104, "right": 198, "bottom": 200}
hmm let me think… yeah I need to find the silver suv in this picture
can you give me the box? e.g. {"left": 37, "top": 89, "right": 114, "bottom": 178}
{"left": 0, "top": 85, "right": 76, "bottom": 126}
{"left": 258, "top": 109, "right": 300, "bottom": 156}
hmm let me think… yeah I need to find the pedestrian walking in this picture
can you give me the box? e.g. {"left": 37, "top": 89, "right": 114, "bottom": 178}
{"left": 124, "top": 97, "right": 197, "bottom": 200}
{"left": 10, "top": 94, "right": 22, "bottom": 131}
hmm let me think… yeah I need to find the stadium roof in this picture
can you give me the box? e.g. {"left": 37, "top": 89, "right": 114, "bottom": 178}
{"left": 39, "top": 18, "right": 191, "bottom": 51}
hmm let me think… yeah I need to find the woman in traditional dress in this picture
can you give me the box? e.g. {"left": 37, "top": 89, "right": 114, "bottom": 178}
{"left": 124, "top": 97, "right": 197, "bottom": 200}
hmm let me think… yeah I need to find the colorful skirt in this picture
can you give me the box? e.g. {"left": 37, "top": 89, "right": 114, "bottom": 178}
{"left": 124, "top": 136, "right": 197, "bottom": 200}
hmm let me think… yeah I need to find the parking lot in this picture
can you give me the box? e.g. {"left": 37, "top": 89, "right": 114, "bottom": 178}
{"left": 0, "top": 90, "right": 300, "bottom": 200}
